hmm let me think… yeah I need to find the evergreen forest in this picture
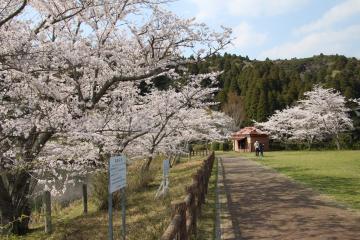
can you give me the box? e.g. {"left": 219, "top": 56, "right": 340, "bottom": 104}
{"left": 190, "top": 54, "right": 360, "bottom": 149}
{"left": 189, "top": 54, "right": 360, "bottom": 122}
{"left": 140, "top": 54, "right": 360, "bottom": 149}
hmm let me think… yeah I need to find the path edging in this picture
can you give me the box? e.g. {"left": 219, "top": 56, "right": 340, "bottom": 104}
{"left": 216, "top": 157, "right": 236, "bottom": 240}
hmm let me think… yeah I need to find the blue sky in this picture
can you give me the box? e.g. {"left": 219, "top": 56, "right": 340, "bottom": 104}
{"left": 167, "top": 0, "right": 360, "bottom": 60}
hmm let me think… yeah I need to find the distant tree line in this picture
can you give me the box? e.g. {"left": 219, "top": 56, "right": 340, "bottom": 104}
{"left": 188, "top": 53, "right": 359, "bottom": 121}
{"left": 139, "top": 53, "right": 360, "bottom": 149}
{"left": 186, "top": 53, "right": 360, "bottom": 149}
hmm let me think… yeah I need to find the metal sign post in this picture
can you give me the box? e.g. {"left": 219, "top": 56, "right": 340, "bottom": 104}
{"left": 163, "top": 159, "right": 170, "bottom": 178}
{"left": 155, "top": 159, "right": 170, "bottom": 199}
{"left": 108, "top": 156, "right": 127, "bottom": 240}
{"left": 163, "top": 159, "right": 170, "bottom": 192}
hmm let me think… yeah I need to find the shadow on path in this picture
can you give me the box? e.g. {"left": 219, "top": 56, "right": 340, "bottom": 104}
{"left": 220, "top": 158, "right": 242, "bottom": 239}
{"left": 219, "top": 156, "right": 360, "bottom": 240}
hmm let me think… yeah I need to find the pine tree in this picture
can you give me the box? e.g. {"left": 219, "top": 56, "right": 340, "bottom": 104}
{"left": 257, "top": 89, "right": 268, "bottom": 121}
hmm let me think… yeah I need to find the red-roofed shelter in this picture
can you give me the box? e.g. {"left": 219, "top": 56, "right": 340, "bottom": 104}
{"left": 230, "top": 127, "right": 269, "bottom": 152}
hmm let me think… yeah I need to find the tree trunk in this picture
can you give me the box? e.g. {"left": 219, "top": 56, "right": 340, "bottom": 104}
{"left": 0, "top": 130, "right": 52, "bottom": 235}
{"left": 139, "top": 151, "right": 154, "bottom": 187}
{"left": 284, "top": 141, "right": 289, "bottom": 150}
{"left": 307, "top": 137, "right": 313, "bottom": 151}
{"left": 205, "top": 140, "right": 208, "bottom": 155}
{"left": 0, "top": 171, "right": 33, "bottom": 235}
{"left": 142, "top": 155, "right": 153, "bottom": 173}
{"left": 142, "top": 145, "right": 156, "bottom": 173}
{"left": 334, "top": 135, "right": 341, "bottom": 150}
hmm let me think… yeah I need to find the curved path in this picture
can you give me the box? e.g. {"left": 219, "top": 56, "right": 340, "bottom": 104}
{"left": 217, "top": 156, "right": 360, "bottom": 240}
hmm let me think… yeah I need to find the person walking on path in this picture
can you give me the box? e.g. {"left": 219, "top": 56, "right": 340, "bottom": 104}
{"left": 259, "top": 143, "right": 264, "bottom": 158}
{"left": 254, "top": 141, "right": 260, "bottom": 156}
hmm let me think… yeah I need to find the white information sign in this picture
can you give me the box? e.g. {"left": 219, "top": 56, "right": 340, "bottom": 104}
{"left": 163, "top": 159, "right": 170, "bottom": 177}
{"left": 109, "top": 156, "right": 127, "bottom": 193}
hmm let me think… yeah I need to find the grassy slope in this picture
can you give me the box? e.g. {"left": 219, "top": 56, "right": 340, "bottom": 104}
{"left": 238, "top": 150, "right": 360, "bottom": 210}
{"left": 3, "top": 156, "right": 206, "bottom": 240}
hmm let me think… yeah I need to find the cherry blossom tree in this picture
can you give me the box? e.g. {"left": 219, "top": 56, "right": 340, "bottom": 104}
{"left": 287, "top": 106, "right": 324, "bottom": 149}
{"left": 123, "top": 73, "right": 232, "bottom": 171}
{"left": 299, "top": 86, "right": 353, "bottom": 149}
{"left": 256, "top": 86, "right": 353, "bottom": 150}
{"left": 0, "top": 0, "right": 231, "bottom": 234}
{"left": 255, "top": 107, "right": 298, "bottom": 146}
{"left": 351, "top": 98, "right": 360, "bottom": 106}
{"left": 136, "top": 106, "right": 233, "bottom": 170}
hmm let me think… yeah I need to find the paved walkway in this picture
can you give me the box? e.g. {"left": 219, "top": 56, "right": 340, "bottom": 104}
{"left": 217, "top": 156, "right": 360, "bottom": 240}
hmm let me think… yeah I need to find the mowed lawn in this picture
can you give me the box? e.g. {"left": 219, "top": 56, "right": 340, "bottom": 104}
{"left": 237, "top": 151, "right": 360, "bottom": 210}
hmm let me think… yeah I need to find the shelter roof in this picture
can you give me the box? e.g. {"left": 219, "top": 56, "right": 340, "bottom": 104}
{"left": 231, "top": 127, "right": 268, "bottom": 139}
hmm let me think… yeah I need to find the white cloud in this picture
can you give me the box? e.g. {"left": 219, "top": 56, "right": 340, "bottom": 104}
{"left": 297, "top": 0, "right": 360, "bottom": 34}
{"left": 226, "top": 0, "right": 310, "bottom": 17}
{"left": 259, "top": 25, "right": 360, "bottom": 59}
{"left": 260, "top": 0, "right": 360, "bottom": 59}
{"left": 190, "top": 0, "right": 223, "bottom": 20}
{"left": 232, "top": 22, "right": 267, "bottom": 48}
{"left": 190, "top": 0, "right": 309, "bottom": 18}
{"left": 189, "top": 0, "right": 360, "bottom": 59}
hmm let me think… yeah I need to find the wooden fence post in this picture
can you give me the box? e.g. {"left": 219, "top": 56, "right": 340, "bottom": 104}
{"left": 186, "top": 185, "right": 197, "bottom": 237}
{"left": 195, "top": 169, "right": 204, "bottom": 215}
{"left": 83, "top": 183, "right": 88, "bottom": 214}
{"left": 203, "top": 161, "right": 209, "bottom": 195}
{"left": 43, "top": 190, "right": 52, "bottom": 234}
{"left": 172, "top": 201, "right": 187, "bottom": 240}
{"left": 161, "top": 151, "right": 216, "bottom": 240}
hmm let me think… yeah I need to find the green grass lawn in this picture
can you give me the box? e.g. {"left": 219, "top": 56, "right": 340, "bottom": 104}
{"left": 3, "top": 155, "right": 211, "bottom": 240}
{"left": 231, "top": 150, "right": 360, "bottom": 210}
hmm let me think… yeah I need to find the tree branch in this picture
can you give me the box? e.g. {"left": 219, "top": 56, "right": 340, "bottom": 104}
{"left": 0, "top": 0, "right": 28, "bottom": 28}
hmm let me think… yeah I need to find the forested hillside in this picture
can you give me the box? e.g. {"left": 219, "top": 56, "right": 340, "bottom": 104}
{"left": 187, "top": 54, "right": 360, "bottom": 125}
